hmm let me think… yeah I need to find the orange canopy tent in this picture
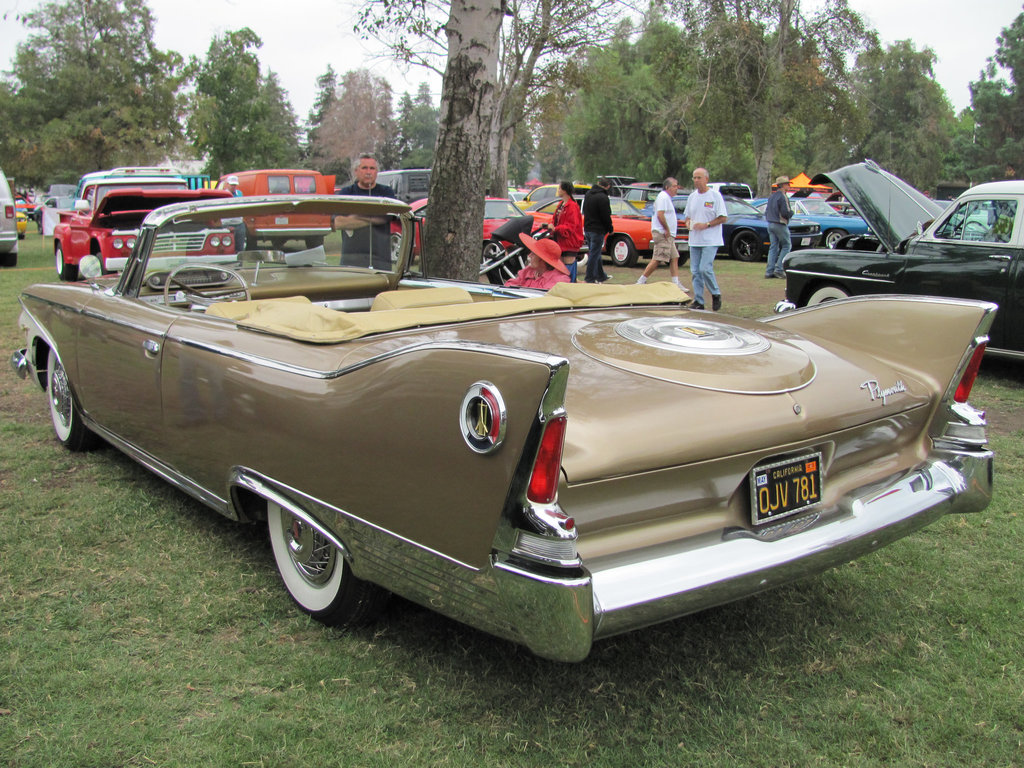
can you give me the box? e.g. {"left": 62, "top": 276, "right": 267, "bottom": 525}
{"left": 787, "top": 171, "right": 833, "bottom": 195}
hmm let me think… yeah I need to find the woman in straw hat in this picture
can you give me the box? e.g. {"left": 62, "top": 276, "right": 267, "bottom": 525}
{"left": 504, "top": 233, "right": 572, "bottom": 289}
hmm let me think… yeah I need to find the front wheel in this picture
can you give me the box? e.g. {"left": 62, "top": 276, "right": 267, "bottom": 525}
{"left": 608, "top": 236, "right": 637, "bottom": 267}
{"left": 805, "top": 284, "right": 850, "bottom": 306}
{"left": 730, "top": 230, "right": 761, "bottom": 261}
{"left": 55, "top": 242, "right": 78, "bottom": 282}
{"left": 267, "top": 501, "right": 388, "bottom": 626}
{"left": 823, "top": 229, "right": 848, "bottom": 248}
{"left": 47, "top": 350, "right": 99, "bottom": 451}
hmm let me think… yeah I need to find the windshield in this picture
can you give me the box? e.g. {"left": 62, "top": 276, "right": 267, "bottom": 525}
{"left": 797, "top": 199, "right": 845, "bottom": 216}
{"left": 725, "top": 198, "right": 760, "bottom": 216}
{"left": 92, "top": 182, "right": 188, "bottom": 208}
{"left": 116, "top": 197, "right": 414, "bottom": 301}
{"left": 484, "top": 199, "right": 525, "bottom": 219}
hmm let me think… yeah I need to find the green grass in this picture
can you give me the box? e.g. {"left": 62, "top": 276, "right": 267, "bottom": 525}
{"left": 2, "top": 235, "right": 1023, "bottom": 767}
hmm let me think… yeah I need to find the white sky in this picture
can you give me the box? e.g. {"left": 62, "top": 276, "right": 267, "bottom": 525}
{"left": 0, "top": 0, "right": 1020, "bottom": 119}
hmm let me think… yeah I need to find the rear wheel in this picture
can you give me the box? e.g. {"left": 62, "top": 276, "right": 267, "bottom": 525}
{"left": 55, "top": 242, "right": 78, "bottom": 282}
{"left": 730, "top": 230, "right": 761, "bottom": 261}
{"left": 267, "top": 501, "right": 388, "bottom": 626}
{"left": 805, "top": 284, "right": 850, "bottom": 306}
{"left": 608, "top": 236, "right": 637, "bottom": 267}
{"left": 47, "top": 350, "right": 99, "bottom": 451}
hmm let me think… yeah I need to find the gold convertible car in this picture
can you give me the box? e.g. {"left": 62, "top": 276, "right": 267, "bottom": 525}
{"left": 11, "top": 195, "right": 994, "bottom": 661}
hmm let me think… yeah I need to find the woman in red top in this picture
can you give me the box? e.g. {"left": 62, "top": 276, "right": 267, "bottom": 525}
{"left": 546, "top": 181, "right": 584, "bottom": 282}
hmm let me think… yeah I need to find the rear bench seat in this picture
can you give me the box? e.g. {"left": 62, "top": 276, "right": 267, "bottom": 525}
{"left": 206, "top": 282, "right": 688, "bottom": 343}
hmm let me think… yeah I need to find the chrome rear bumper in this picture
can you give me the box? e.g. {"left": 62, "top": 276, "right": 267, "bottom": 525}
{"left": 494, "top": 446, "right": 991, "bottom": 661}
{"left": 588, "top": 447, "right": 992, "bottom": 641}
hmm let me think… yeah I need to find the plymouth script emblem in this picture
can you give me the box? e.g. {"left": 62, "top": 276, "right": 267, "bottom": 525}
{"left": 860, "top": 378, "right": 907, "bottom": 405}
{"left": 460, "top": 381, "right": 507, "bottom": 454}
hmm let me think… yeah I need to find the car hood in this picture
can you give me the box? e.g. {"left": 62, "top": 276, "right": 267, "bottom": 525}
{"left": 93, "top": 188, "right": 231, "bottom": 220}
{"left": 811, "top": 160, "right": 944, "bottom": 251}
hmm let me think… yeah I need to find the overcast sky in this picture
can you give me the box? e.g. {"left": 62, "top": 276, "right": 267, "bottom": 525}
{"left": 1, "top": 0, "right": 1020, "bottom": 120}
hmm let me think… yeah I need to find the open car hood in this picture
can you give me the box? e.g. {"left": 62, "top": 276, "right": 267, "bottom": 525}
{"left": 93, "top": 188, "right": 231, "bottom": 220}
{"left": 811, "top": 160, "right": 945, "bottom": 252}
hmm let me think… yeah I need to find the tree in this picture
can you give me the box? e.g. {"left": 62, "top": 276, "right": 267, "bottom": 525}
{"left": 0, "top": 0, "right": 184, "bottom": 185}
{"left": 305, "top": 66, "right": 347, "bottom": 175}
{"left": 186, "top": 28, "right": 301, "bottom": 178}
{"left": 849, "top": 40, "right": 954, "bottom": 191}
{"left": 567, "top": 18, "right": 695, "bottom": 183}
{"left": 312, "top": 69, "right": 397, "bottom": 183}
{"left": 356, "top": 0, "right": 626, "bottom": 193}
{"left": 422, "top": 0, "right": 503, "bottom": 280}
{"left": 669, "top": 0, "right": 873, "bottom": 195}
{"left": 965, "top": 9, "right": 1024, "bottom": 181}
{"left": 395, "top": 83, "right": 440, "bottom": 168}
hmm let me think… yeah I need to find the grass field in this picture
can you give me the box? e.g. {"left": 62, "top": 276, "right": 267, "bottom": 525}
{"left": 2, "top": 233, "right": 1022, "bottom": 767}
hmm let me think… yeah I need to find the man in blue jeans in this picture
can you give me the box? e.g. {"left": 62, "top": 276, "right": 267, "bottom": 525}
{"left": 682, "top": 168, "right": 727, "bottom": 311}
{"left": 765, "top": 175, "right": 792, "bottom": 279}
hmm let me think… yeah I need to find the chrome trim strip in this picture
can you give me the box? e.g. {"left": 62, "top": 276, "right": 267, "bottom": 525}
{"left": 172, "top": 336, "right": 567, "bottom": 381}
{"left": 84, "top": 418, "right": 235, "bottom": 518}
{"left": 228, "top": 467, "right": 480, "bottom": 572}
{"left": 586, "top": 448, "right": 993, "bottom": 641}
{"left": 783, "top": 268, "right": 894, "bottom": 286}
{"left": 759, "top": 294, "right": 1000, "bottom": 324}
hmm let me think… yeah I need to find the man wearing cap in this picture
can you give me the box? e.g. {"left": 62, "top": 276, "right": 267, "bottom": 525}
{"left": 765, "top": 175, "right": 793, "bottom": 279}
{"left": 504, "top": 233, "right": 571, "bottom": 289}
{"left": 225, "top": 176, "right": 243, "bottom": 197}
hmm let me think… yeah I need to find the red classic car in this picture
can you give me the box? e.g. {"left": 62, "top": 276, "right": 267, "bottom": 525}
{"left": 53, "top": 188, "right": 232, "bottom": 281}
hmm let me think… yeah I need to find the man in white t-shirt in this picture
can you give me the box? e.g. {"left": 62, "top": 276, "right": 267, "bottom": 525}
{"left": 683, "top": 168, "right": 727, "bottom": 311}
{"left": 636, "top": 177, "right": 683, "bottom": 288}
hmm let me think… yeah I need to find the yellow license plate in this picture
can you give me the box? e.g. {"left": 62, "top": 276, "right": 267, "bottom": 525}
{"left": 750, "top": 453, "right": 822, "bottom": 525}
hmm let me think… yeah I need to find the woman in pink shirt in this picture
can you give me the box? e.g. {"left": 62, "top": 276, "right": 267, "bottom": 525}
{"left": 504, "top": 234, "right": 571, "bottom": 290}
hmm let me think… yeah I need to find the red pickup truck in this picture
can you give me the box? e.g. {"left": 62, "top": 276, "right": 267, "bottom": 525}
{"left": 54, "top": 187, "right": 230, "bottom": 281}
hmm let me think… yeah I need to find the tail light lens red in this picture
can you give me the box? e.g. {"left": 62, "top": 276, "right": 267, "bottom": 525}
{"left": 954, "top": 343, "right": 986, "bottom": 403}
{"left": 3, "top": 205, "right": 13, "bottom": 219}
{"left": 527, "top": 415, "right": 566, "bottom": 504}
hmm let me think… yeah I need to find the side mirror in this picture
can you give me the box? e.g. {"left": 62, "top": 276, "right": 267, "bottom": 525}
{"left": 74, "top": 199, "right": 90, "bottom": 213}
{"left": 79, "top": 255, "right": 102, "bottom": 280}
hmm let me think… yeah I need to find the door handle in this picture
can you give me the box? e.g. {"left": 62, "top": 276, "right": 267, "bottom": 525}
{"left": 143, "top": 339, "right": 160, "bottom": 356}
{"left": 987, "top": 253, "right": 1012, "bottom": 261}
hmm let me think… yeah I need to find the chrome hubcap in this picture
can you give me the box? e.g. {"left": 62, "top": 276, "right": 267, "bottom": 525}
{"left": 283, "top": 515, "right": 337, "bottom": 586}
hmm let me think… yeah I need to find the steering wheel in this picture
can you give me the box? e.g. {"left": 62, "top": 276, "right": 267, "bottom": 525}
{"left": 963, "top": 220, "right": 988, "bottom": 241}
{"left": 162, "top": 264, "right": 251, "bottom": 305}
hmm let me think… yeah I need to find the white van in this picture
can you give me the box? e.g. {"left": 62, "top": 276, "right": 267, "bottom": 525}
{"left": 0, "top": 168, "right": 18, "bottom": 267}
{"left": 708, "top": 181, "right": 753, "bottom": 199}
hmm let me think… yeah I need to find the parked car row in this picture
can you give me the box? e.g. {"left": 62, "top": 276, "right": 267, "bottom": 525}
{"left": 637, "top": 195, "right": 823, "bottom": 264}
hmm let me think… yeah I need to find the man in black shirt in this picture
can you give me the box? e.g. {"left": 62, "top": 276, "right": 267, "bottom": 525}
{"left": 582, "top": 178, "right": 613, "bottom": 283}
{"left": 335, "top": 154, "right": 397, "bottom": 268}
